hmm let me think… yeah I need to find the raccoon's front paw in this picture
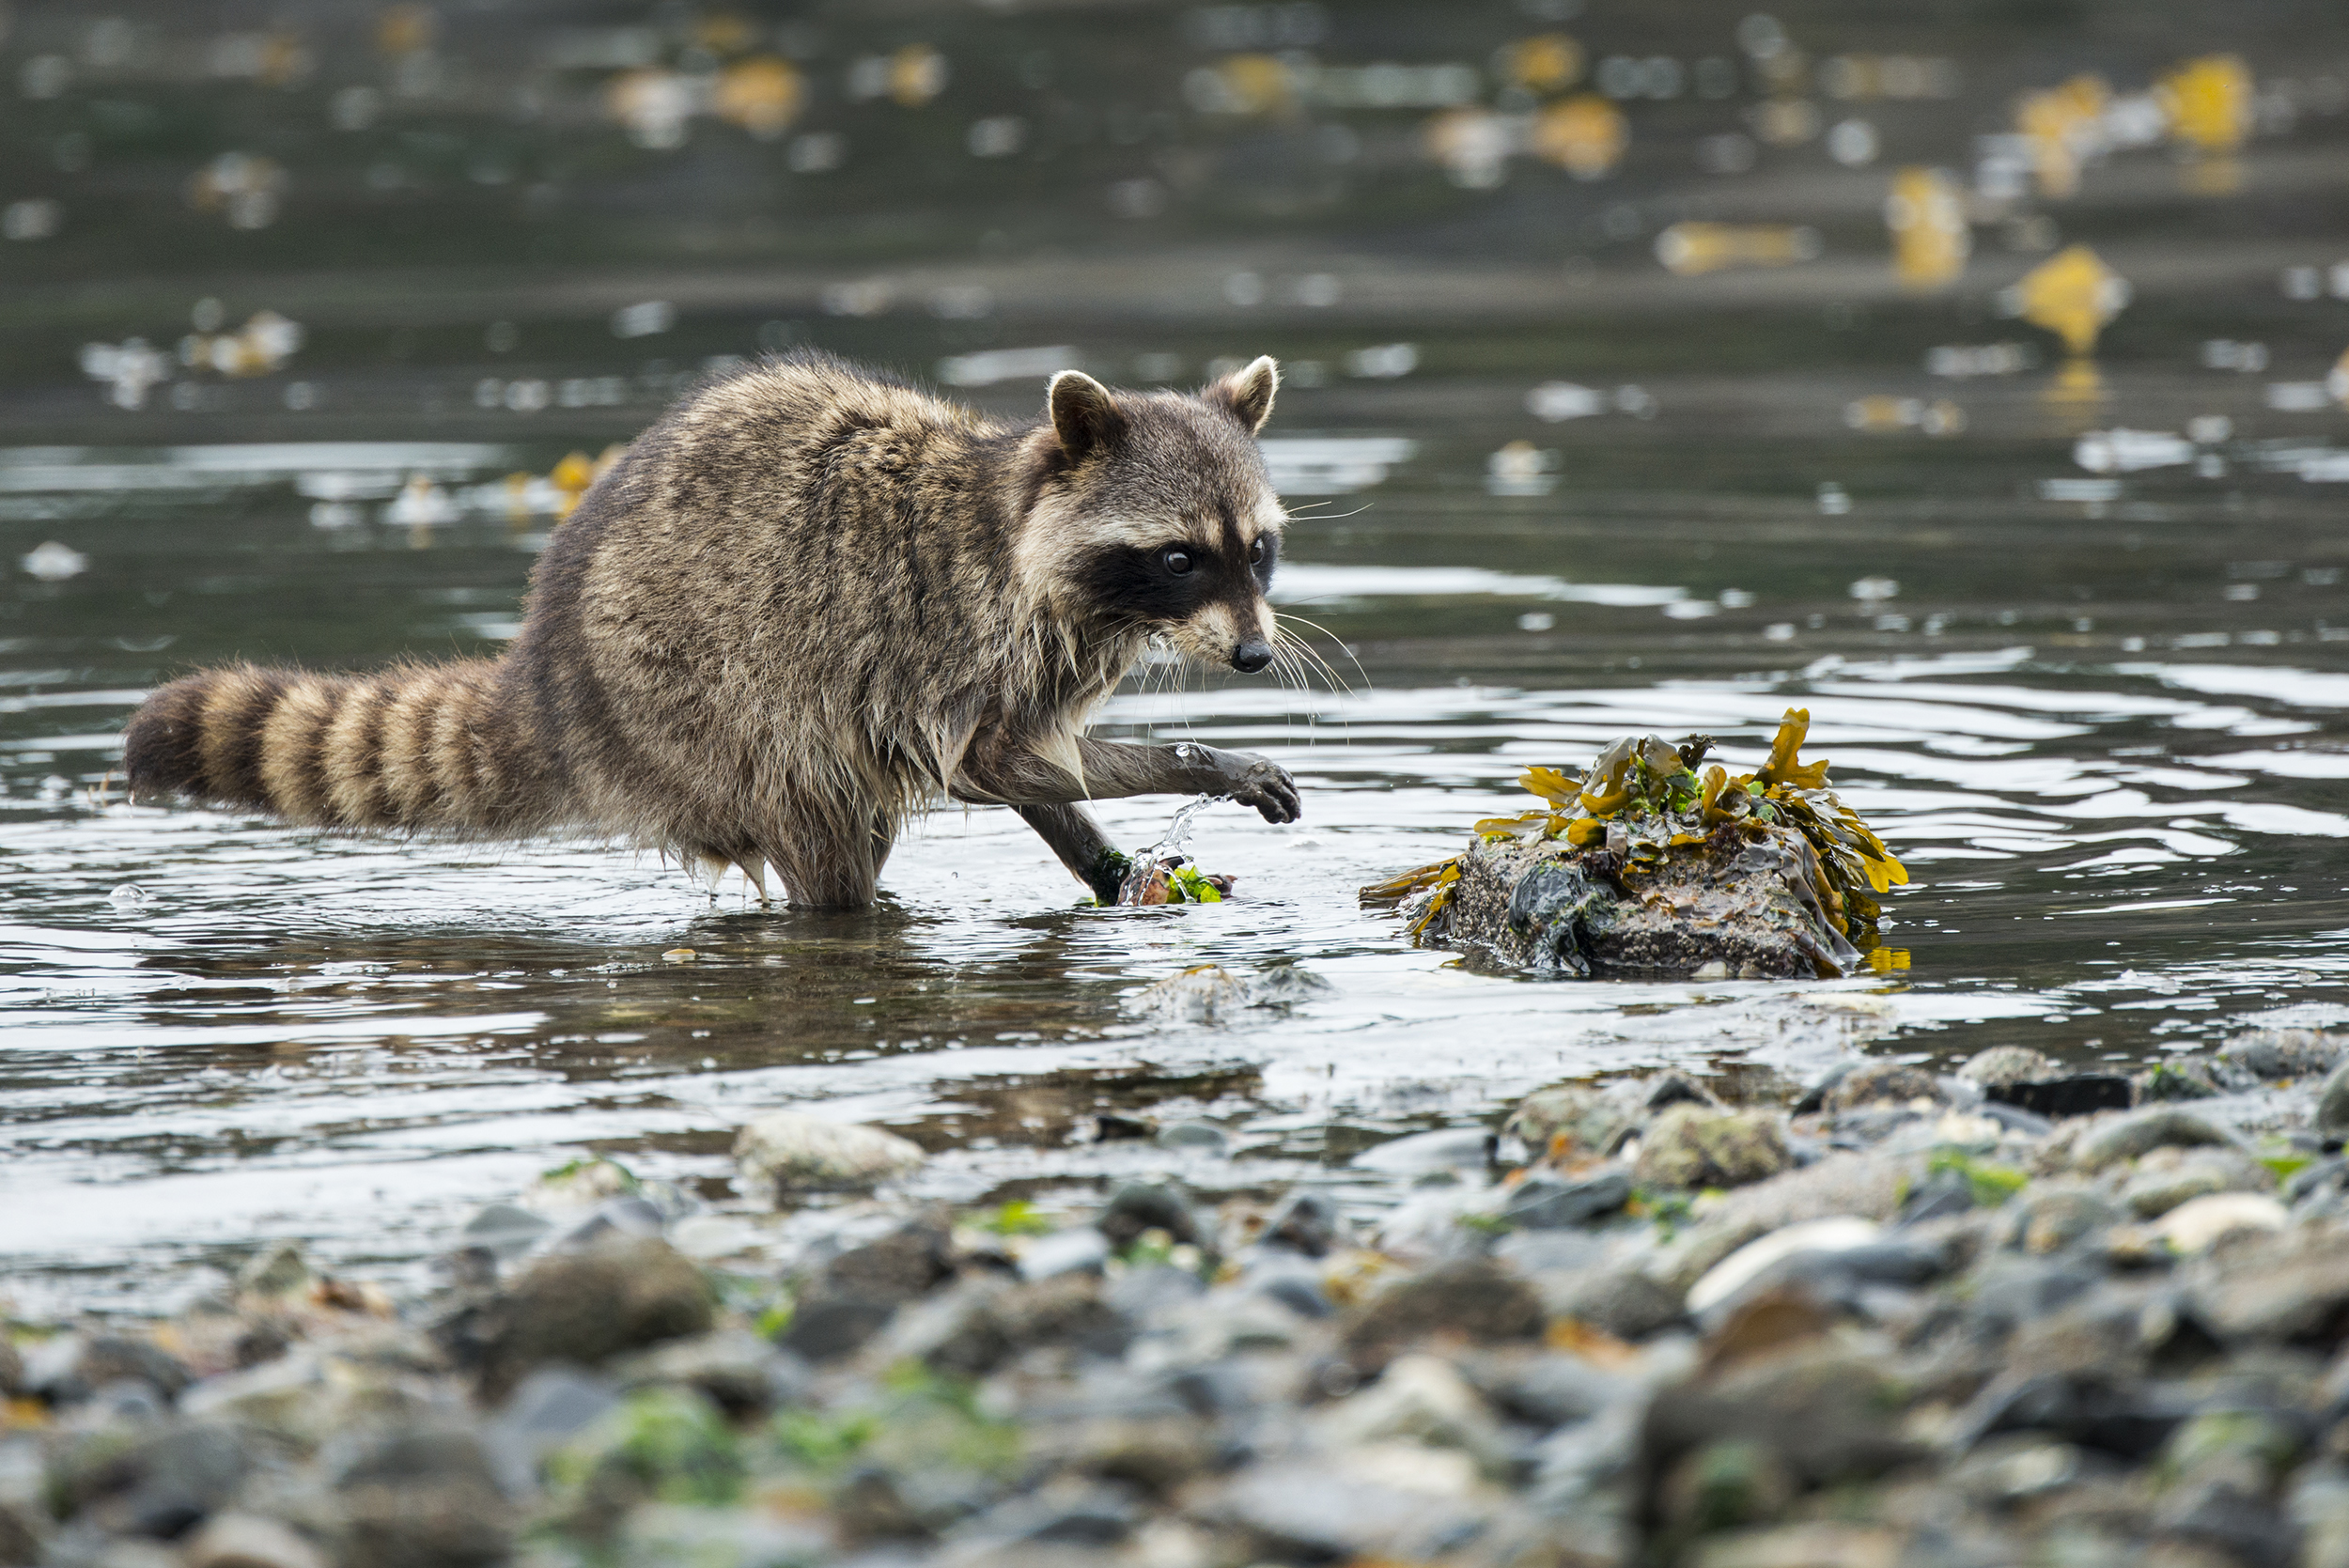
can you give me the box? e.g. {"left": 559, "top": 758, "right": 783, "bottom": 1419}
{"left": 1220, "top": 753, "right": 1301, "bottom": 824}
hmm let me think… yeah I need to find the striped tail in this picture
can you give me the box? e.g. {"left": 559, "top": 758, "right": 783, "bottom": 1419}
{"left": 123, "top": 660, "right": 550, "bottom": 835}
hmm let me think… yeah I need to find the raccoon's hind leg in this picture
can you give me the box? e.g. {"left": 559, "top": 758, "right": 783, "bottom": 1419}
{"left": 759, "top": 810, "right": 896, "bottom": 910}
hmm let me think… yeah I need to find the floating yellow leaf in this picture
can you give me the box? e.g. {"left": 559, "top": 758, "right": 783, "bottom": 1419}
{"left": 1501, "top": 34, "right": 1584, "bottom": 93}
{"left": 2159, "top": 54, "right": 2252, "bottom": 154}
{"left": 715, "top": 56, "right": 803, "bottom": 140}
{"left": 2016, "top": 74, "right": 2107, "bottom": 198}
{"left": 1886, "top": 166, "right": 1968, "bottom": 290}
{"left": 1530, "top": 95, "right": 1627, "bottom": 179}
{"left": 1655, "top": 223, "right": 1822, "bottom": 278}
{"left": 2013, "top": 244, "right": 2129, "bottom": 357}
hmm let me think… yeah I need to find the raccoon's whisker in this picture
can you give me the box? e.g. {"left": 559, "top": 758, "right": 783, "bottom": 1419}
{"left": 1271, "top": 619, "right": 1358, "bottom": 701}
{"left": 1274, "top": 501, "right": 1373, "bottom": 521}
{"left": 1272, "top": 612, "right": 1366, "bottom": 696}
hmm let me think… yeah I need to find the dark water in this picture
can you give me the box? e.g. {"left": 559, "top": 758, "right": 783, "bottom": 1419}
{"left": 7, "top": 0, "right": 2349, "bottom": 1312}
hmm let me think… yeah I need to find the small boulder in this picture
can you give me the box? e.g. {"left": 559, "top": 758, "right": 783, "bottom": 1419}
{"left": 2133, "top": 1053, "right": 2235, "bottom": 1103}
{"left": 2186, "top": 1227, "right": 2349, "bottom": 1343}
{"left": 2119, "top": 1147, "right": 2272, "bottom": 1219}
{"left": 1259, "top": 1189, "right": 1341, "bottom": 1257}
{"left": 2069, "top": 1106, "right": 2242, "bottom": 1173}
{"left": 2320, "top": 1060, "right": 2349, "bottom": 1140}
{"left": 1633, "top": 1107, "right": 1792, "bottom": 1191}
{"left": 184, "top": 1513, "right": 329, "bottom": 1568}
{"left": 1545, "top": 1264, "right": 1685, "bottom": 1342}
{"left": 2011, "top": 1186, "right": 2124, "bottom": 1256}
{"left": 1506, "top": 1084, "right": 1633, "bottom": 1159}
{"left": 2155, "top": 1192, "right": 2287, "bottom": 1255}
{"left": 1819, "top": 1063, "right": 1944, "bottom": 1115}
{"left": 2219, "top": 1028, "right": 2347, "bottom": 1081}
{"left": 1097, "top": 1180, "right": 1207, "bottom": 1251}
{"left": 603, "top": 1328, "right": 806, "bottom": 1415}
{"left": 25, "top": 1332, "right": 192, "bottom": 1406}
{"left": 1686, "top": 1218, "right": 1880, "bottom": 1314}
{"left": 733, "top": 1111, "right": 925, "bottom": 1201}
{"left": 470, "top": 1236, "right": 715, "bottom": 1400}
{"left": 330, "top": 1425, "right": 515, "bottom": 1568}
{"left": 1956, "top": 1046, "right": 2059, "bottom": 1090}
{"left": 1501, "top": 1166, "right": 1632, "bottom": 1229}
{"left": 1341, "top": 1258, "right": 1545, "bottom": 1372}
{"left": 54, "top": 1421, "right": 252, "bottom": 1539}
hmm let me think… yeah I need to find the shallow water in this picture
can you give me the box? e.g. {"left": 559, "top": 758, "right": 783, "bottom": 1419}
{"left": 9, "top": 0, "right": 2349, "bottom": 1314}
{"left": 6, "top": 393, "right": 2349, "bottom": 1314}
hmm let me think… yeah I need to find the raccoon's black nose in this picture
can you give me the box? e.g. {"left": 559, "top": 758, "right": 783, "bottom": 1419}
{"left": 1232, "top": 640, "right": 1273, "bottom": 674}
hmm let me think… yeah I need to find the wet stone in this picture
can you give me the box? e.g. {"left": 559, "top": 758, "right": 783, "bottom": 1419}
{"left": 919, "top": 1272, "right": 1133, "bottom": 1378}
{"left": 27, "top": 1334, "right": 193, "bottom": 1406}
{"left": 329, "top": 1425, "right": 513, "bottom": 1568}
{"left": 1644, "top": 1343, "right": 1922, "bottom": 1492}
{"left": 1342, "top": 1258, "right": 1545, "bottom": 1373}
{"left": 1957, "top": 1046, "right": 2061, "bottom": 1090}
{"left": 1897, "top": 1166, "right": 1978, "bottom": 1225}
{"left": 182, "top": 1513, "right": 329, "bottom": 1568}
{"left": 816, "top": 1215, "right": 957, "bottom": 1302}
{"left": 2132, "top": 1053, "right": 2237, "bottom": 1103}
{"left": 1820, "top": 1063, "right": 1945, "bottom": 1115}
{"left": 2154, "top": 1192, "right": 2289, "bottom": 1254}
{"left": 2120, "top": 1147, "right": 2272, "bottom": 1219}
{"left": 540, "top": 1387, "right": 743, "bottom": 1543}
{"left": 1016, "top": 1225, "right": 1112, "bottom": 1281}
{"left": 2186, "top": 1227, "right": 2349, "bottom": 1343}
{"left": 603, "top": 1327, "right": 807, "bottom": 1415}
{"left": 1507, "top": 1084, "right": 1635, "bottom": 1159}
{"left": 1457, "top": 1347, "right": 1636, "bottom": 1430}
{"left": 2070, "top": 1107, "right": 2243, "bottom": 1173}
{"left": 1097, "top": 1180, "right": 1208, "bottom": 1250}
{"left": 234, "top": 1241, "right": 311, "bottom": 1300}
{"left": 466, "top": 1235, "right": 715, "bottom": 1400}
{"left": 2220, "top": 1028, "right": 2348, "bottom": 1082}
{"left": 1503, "top": 1166, "right": 1633, "bottom": 1229}
{"left": 1209, "top": 1460, "right": 1486, "bottom": 1561}
{"left": 1350, "top": 1126, "right": 1494, "bottom": 1180}
{"left": 55, "top": 1422, "right": 253, "bottom": 1540}
{"left": 1258, "top": 1189, "right": 1340, "bottom": 1257}
{"left": 778, "top": 1294, "right": 899, "bottom": 1362}
{"left": 1632, "top": 1107, "right": 1792, "bottom": 1191}
{"left": 1153, "top": 1119, "right": 1229, "bottom": 1153}
{"left": 1545, "top": 1262, "right": 1686, "bottom": 1341}
{"left": 2013, "top": 1187, "right": 2126, "bottom": 1255}
{"left": 2319, "top": 1060, "right": 2349, "bottom": 1140}
{"left": 732, "top": 1110, "right": 925, "bottom": 1201}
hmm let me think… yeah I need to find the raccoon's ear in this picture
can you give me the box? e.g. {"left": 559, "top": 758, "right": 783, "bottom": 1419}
{"left": 1210, "top": 355, "right": 1280, "bottom": 434}
{"left": 1047, "top": 370, "right": 1127, "bottom": 459}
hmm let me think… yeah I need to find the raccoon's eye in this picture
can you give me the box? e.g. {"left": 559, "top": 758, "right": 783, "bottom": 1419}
{"left": 1248, "top": 537, "right": 1267, "bottom": 565}
{"left": 1161, "top": 547, "right": 1193, "bottom": 576}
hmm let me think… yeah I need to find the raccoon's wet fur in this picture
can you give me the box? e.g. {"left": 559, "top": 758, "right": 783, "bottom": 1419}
{"left": 122, "top": 350, "right": 1303, "bottom": 908}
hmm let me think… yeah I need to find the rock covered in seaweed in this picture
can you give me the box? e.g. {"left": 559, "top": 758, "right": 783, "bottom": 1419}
{"left": 1361, "top": 709, "right": 1906, "bottom": 980}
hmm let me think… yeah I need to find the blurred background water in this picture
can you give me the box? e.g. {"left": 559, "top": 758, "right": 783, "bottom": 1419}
{"left": 7, "top": 0, "right": 2349, "bottom": 1312}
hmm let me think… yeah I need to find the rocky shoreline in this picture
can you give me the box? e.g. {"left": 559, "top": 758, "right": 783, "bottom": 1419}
{"left": 13, "top": 1025, "right": 2349, "bottom": 1568}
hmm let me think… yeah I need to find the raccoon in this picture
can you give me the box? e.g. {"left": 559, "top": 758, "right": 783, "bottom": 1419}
{"left": 121, "top": 350, "right": 1304, "bottom": 908}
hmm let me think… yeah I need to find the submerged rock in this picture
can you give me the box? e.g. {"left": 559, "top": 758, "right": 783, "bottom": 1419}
{"left": 1417, "top": 825, "right": 1860, "bottom": 980}
{"left": 1362, "top": 714, "right": 1903, "bottom": 980}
